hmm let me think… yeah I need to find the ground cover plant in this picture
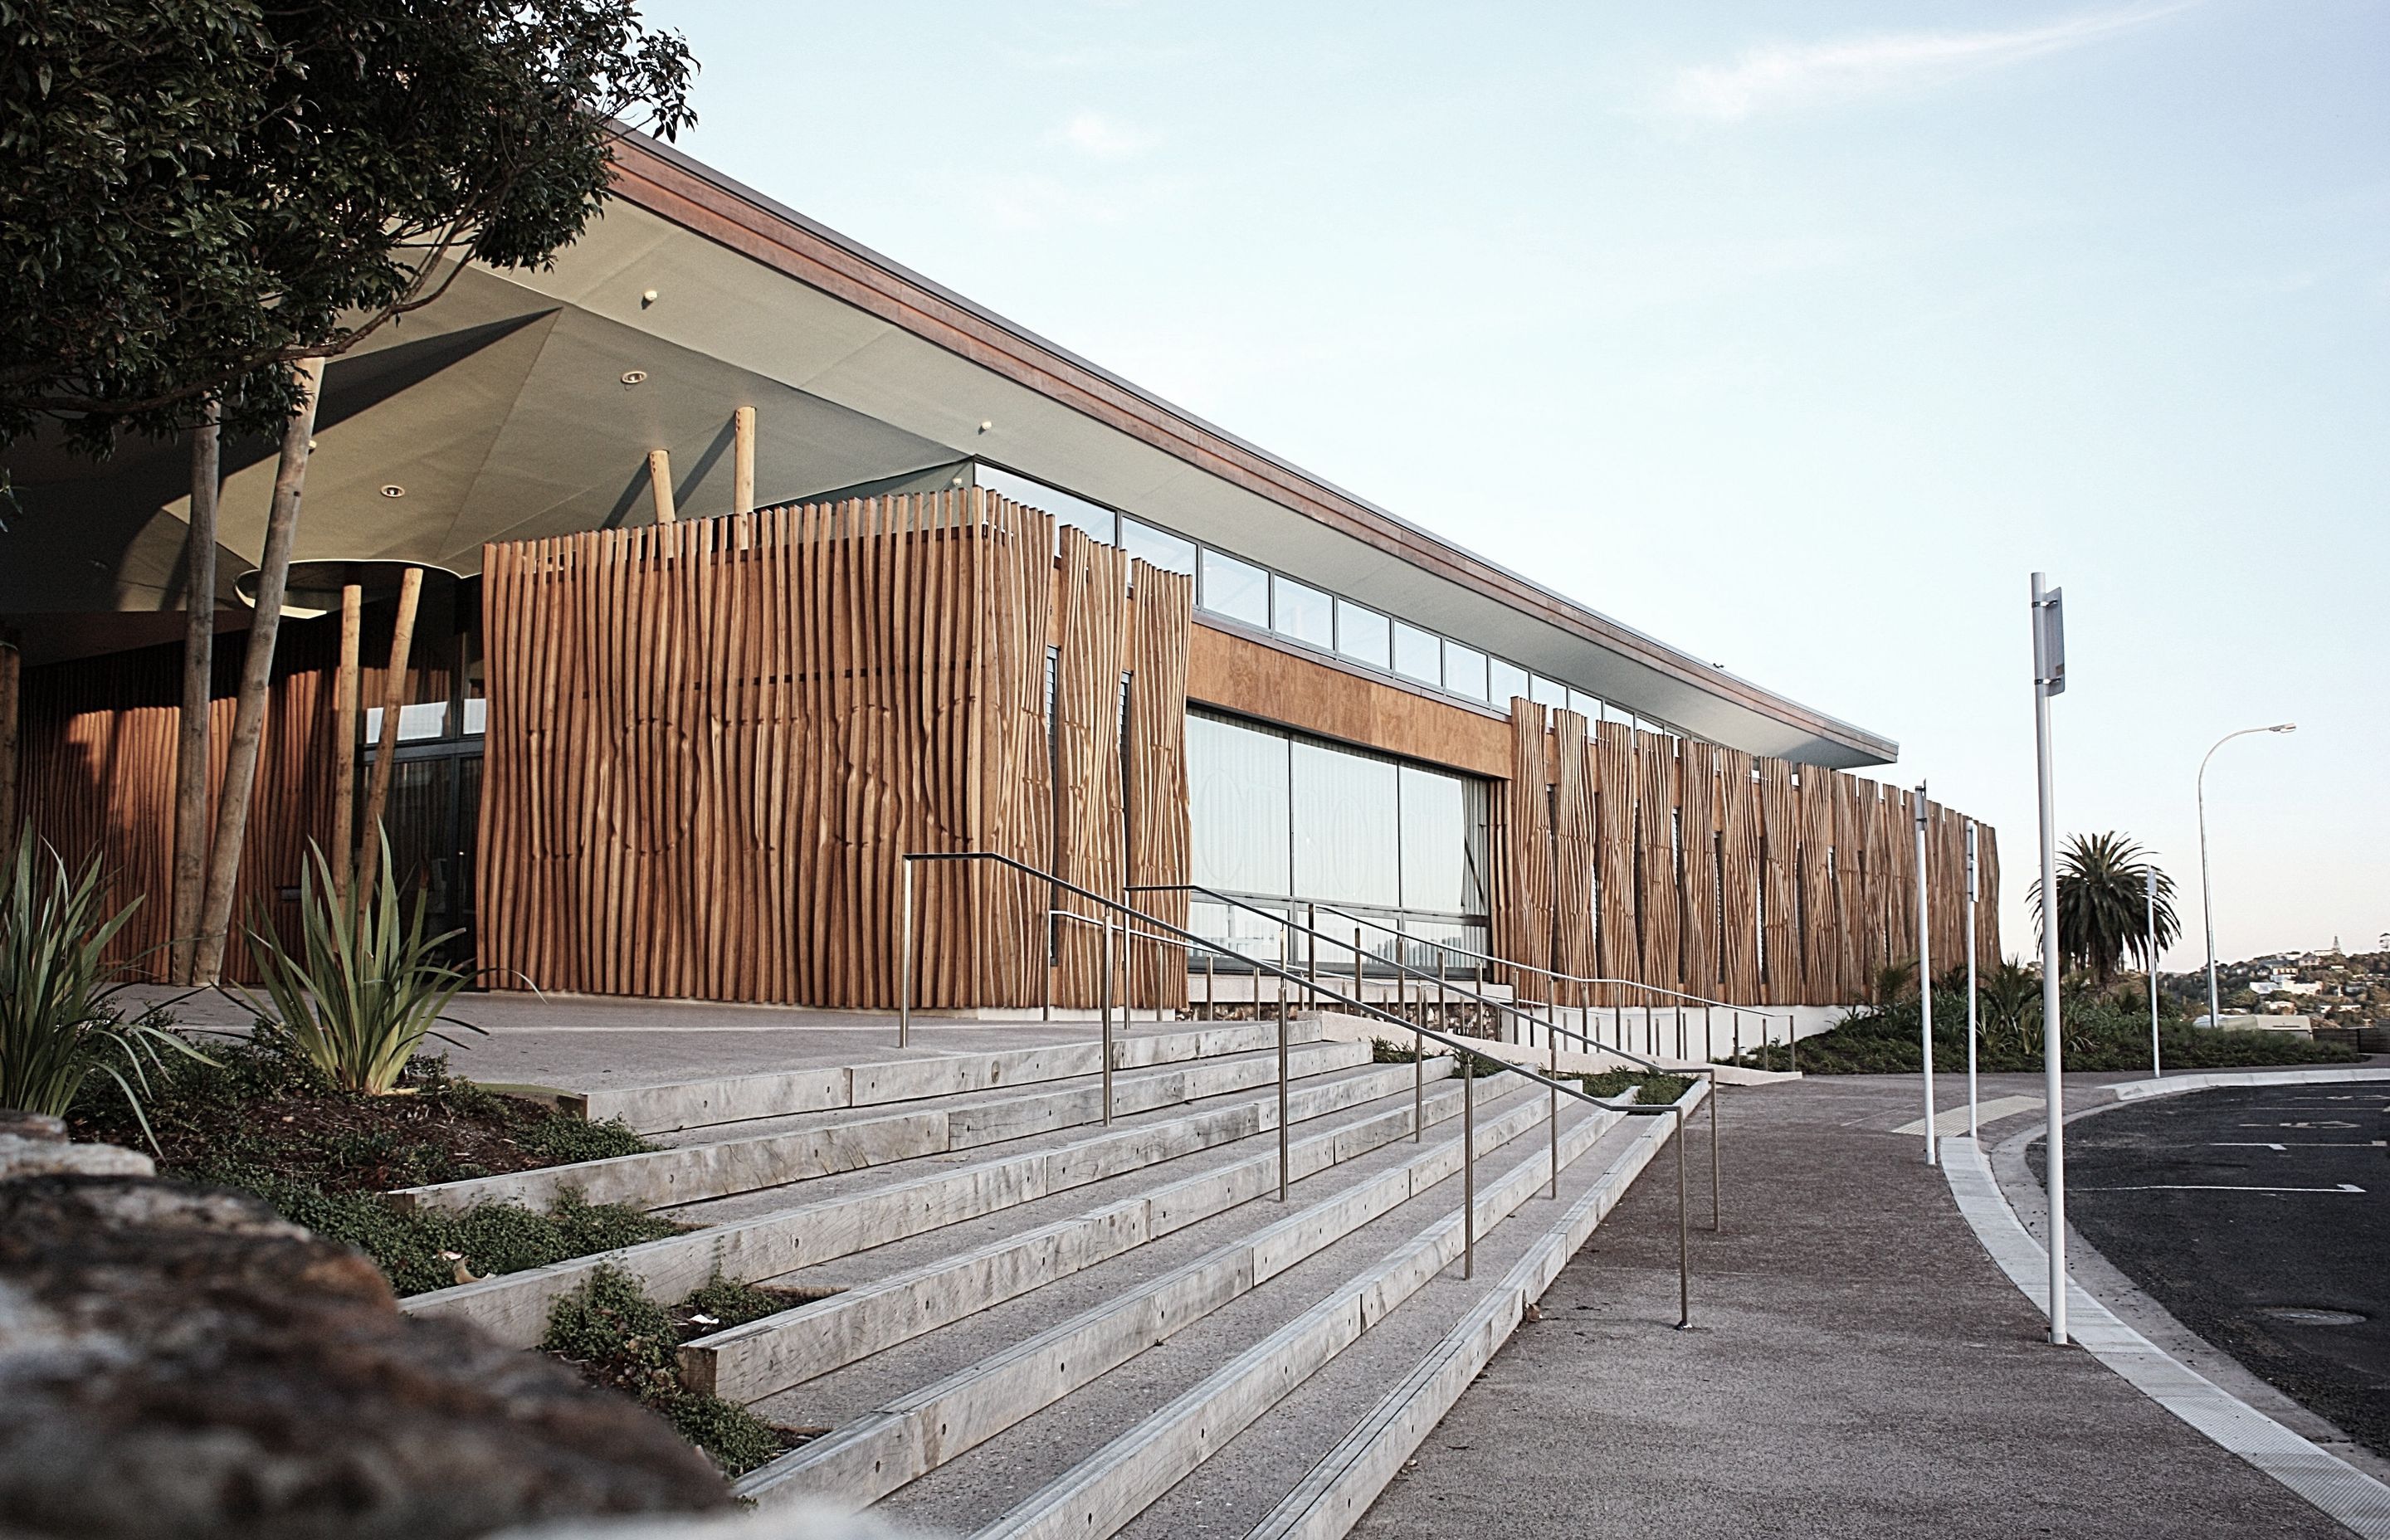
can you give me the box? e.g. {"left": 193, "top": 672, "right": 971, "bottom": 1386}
{"left": 69, "top": 1027, "right": 676, "bottom": 1294}
{"left": 1578, "top": 1069, "right": 1693, "bottom": 1104}
{"left": 1742, "top": 985, "right": 2364, "bottom": 1076}
{"left": 542, "top": 1266, "right": 829, "bottom": 1476}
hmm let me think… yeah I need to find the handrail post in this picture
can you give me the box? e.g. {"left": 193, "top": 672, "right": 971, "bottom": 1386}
{"left": 1436, "top": 948, "right": 1448, "bottom": 1034}
{"left": 1549, "top": 1025, "right": 1559, "bottom": 1199}
{"left": 1100, "top": 913, "right": 1115, "bottom": 1126}
{"left": 898, "top": 858, "right": 913, "bottom": 1048}
{"left": 1675, "top": 1105, "right": 1690, "bottom": 1328}
{"left": 1276, "top": 970, "right": 1290, "bottom": 1201}
{"left": 1041, "top": 904, "right": 1052, "bottom": 1024}
{"left": 1462, "top": 1060, "right": 1475, "bottom": 1279}
{"left": 1306, "top": 901, "right": 1318, "bottom": 1009}
{"left": 1710, "top": 1071, "right": 1722, "bottom": 1231}
{"left": 1204, "top": 949, "right": 1216, "bottom": 1022}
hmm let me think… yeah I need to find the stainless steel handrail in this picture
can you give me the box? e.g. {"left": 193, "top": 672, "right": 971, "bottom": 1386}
{"left": 1303, "top": 899, "right": 1802, "bottom": 1074}
{"left": 897, "top": 850, "right": 1704, "bottom": 1323}
{"left": 1135, "top": 880, "right": 1724, "bottom": 1234}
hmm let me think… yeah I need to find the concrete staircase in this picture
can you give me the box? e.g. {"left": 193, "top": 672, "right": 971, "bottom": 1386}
{"left": 394, "top": 1013, "right": 1694, "bottom": 1538}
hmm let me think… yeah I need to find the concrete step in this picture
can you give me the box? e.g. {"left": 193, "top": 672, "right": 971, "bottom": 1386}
{"left": 682, "top": 1059, "right": 1475, "bottom": 1405}
{"left": 728, "top": 1076, "right": 1553, "bottom": 1516}
{"left": 400, "top": 1045, "right": 1413, "bottom": 1348}
{"left": 570, "top": 1016, "right": 1332, "bottom": 1133}
{"left": 1155, "top": 1090, "right": 1694, "bottom": 1540}
{"left": 390, "top": 1033, "right": 1363, "bottom": 1216}
{"left": 934, "top": 1099, "right": 1631, "bottom": 1540}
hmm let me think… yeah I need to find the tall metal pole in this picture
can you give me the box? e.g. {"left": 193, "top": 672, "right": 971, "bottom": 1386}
{"left": 2147, "top": 869, "right": 2163, "bottom": 1079}
{"left": 1461, "top": 1063, "right": 1475, "bottom": 1279}
{"left": 2198, "top": 724, "right": 2295, "bottom": 1031}
{"left": 2031, "top": 573, "right": 2069, "bottom": 1345}
{"left": 1276, "top": 969, "right": 1290, "bottom": 1201}
{"left": 1914, "top": 781, "right": 1935, "bottom": 1165}
{"left": 1965, "top": 821, "right": 1980, "bottom": 1142}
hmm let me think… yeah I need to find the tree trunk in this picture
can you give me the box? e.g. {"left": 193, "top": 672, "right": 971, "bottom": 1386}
{"left": 190, "top": 358, "right": 324, "bottom": 984}
{"left": 168, "top": 402, "right": 222, "bottom": 984}
{"left": 354, "top": 564, "right": 423, "bottom": 899}
{"left": 330, "top": 582, "right": 362, "bottom": 909}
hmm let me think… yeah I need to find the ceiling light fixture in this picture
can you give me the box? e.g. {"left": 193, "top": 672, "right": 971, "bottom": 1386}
{"left": 621, "top": 369, "right": 648, "bottom": 387}
{"left": 978, "top": 419, "right": 993, "bottom": 433}
{"left": 379, "top": 485, "right": 406, "bottom": 499}
{"left": 641, "top": 288, "right": 659, "bottom": 307}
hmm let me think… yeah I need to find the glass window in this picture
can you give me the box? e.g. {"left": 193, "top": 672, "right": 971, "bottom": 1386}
{"left": 1397, "top": 765, "right": 1468, "bottom": 914}
{"left": 1188, "top": 713, "right": 1291, "bottom": 895}
{"left": 1488, "top": 657, "right": 1530, "bottom": 710}
{"left": 977, "top": 464, "right": 1115, "bottom": 547}
{"left": 1567, "top": 687, "right": 1603, "bottom": 721}
{"left": 1530, "top": 675, "right": 1568, "bottom": 710}
{"left": 1122, "top": 517, "right": 1196, "bottom": 577}
{"left": 1198, "top": 548, "right": 1269, "bottom": 626}
{"left": 1292, "top": 741, "right": 1400, "bottom": 907}
{"left": 1392, "top": 621, "right": 1441, "bottom": 686}
{"left": 1335, "top": 601, "right": 1392, "bottom": 670}
{"left": 1271, "top": 577, "right": 1334, "bottom": 650}
{"left": 1443, "top": 643, "right": 1489, "bottom": 701}
{"left": 363, "top": 702, "right": 451, "bottom": 744}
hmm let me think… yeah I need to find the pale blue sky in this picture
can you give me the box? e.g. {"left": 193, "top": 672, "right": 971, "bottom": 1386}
{"left": 644, "top": 1, "right": 2388, "bottom": 967}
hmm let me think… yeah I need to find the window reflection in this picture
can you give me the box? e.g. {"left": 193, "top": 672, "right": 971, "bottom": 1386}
{"left": 1199, "top": 549, "right": 1270, "bottom": 627}
{"left": 1292, "top": 742, "right": 1399, "bottom": 906}
{"left": 1188, "top": 713, "right": 1291, "bottom": 895}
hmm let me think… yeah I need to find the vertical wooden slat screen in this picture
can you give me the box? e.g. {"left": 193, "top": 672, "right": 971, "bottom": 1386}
{"left": 1124, "top": 563, "right": 1193, "bottom": 1009}
{"left": 1758, "top": 756, "right": 1802, "bottom": 1005}
{"left": 1633, "top": 730, "right": 1680, "bottom": 997}
{"left": 479, "top": 490, "right": 1078, "bottom": 1010}
{"left": 1976, "top": 823, "right": 2002, "bottom": 974}
{"left": 1716, "top": 748, "right": 1763, "bottom": 1004}
{"left": 1495, "top": 699, "right": 1554, "bottom": 1001}
{"left": 1549, "top": 709, "right": 1596, "bottom": 998}
{"left": 1048, "top": 527, "right": 1129, "bottom": 1008}
{"left": 1593, "top": 719, "right": 1637, "bottom": 1006}
{"left": 1676, "top": 739, "right": 1720, "bottom": 1000}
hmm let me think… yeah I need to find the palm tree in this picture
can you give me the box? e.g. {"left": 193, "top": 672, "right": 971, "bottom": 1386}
{"left": 2027, "top": 832, "right": 2180, "bottom": 988}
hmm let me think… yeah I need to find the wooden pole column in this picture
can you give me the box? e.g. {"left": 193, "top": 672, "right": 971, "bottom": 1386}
{"left": 647, "top": 449, "right": 677, "bottom": 524}
{"left": 355, "top": 567, "right": 423, "bottom": 895}
{"left": 330, "top": 582, "right": 363, "bottom": 905}
{"left": 732, "top": 407, "right": 756, "bottom": 515}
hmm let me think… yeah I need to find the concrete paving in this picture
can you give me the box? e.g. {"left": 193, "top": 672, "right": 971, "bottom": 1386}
{"left": 1351, "top": 1074, "right": 2352, "bottom": 1540}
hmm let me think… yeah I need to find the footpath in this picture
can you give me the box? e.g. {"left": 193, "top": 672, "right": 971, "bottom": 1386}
{"left": 1350, "top": 1074, "right": 2349, "bottom": 1540}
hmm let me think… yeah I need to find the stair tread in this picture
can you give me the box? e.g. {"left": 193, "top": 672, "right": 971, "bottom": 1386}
{"left": 867, "top": 1099, "right": 1612, "bottom": 1536}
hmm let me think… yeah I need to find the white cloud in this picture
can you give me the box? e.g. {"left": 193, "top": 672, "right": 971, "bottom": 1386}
{"left": 1665, "top": 5, "right": 2192, "bottom": 121}
{"left": 1055, "top": 110, "right": 1154, "bottom": 160}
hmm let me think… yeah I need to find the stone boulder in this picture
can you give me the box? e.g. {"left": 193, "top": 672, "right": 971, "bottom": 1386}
{"left": 0, "top": 1122, "right": 734, "bottom": 1540}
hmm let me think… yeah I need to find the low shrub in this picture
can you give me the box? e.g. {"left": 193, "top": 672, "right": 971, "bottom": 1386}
{"left": 542, "top": 1266, "right": 811, "bottom": 1476}
{"left": 1578, "top": 1069, "right": 1692, "bottom": 1104}
{"left": 1746, "top": 989, "right": 2365, "bottom": 1075}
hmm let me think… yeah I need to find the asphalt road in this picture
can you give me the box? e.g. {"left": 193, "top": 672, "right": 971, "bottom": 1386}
{"left": 2036, "top": 1083, "right": 2390, "bottom": 1461}
{"left": 1352, "top": 1077, "right": 2344, "bottom": 1540}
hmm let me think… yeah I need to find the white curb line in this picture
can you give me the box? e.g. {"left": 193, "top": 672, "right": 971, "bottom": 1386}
{"left": 1941, "top": 1134, "right": 2390, "bottom": 1538}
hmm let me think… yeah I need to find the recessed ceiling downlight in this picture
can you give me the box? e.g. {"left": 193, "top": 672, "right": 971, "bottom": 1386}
{"left": 621, "top": 369, "right": 649, "bottom": 387}
{"left": 379, "top": 485, "right": 406, "bottom": 499}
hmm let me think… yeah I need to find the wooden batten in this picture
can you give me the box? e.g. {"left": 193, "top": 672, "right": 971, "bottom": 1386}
{"left": 355, "top": 566, "right": 423, "bottom": 890}
{"left": 330, "top": 584, "right": 361, "bottom": 903}
{"left": 732, "top": 407, "right": 756, "bottom": 515}
{"left": 647, "top": 449, "right": 676, "bottom": 524}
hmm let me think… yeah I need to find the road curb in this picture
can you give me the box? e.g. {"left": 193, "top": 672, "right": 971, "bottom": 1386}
{"left": 1940, "top": 1133, "right": 2390, "bottom": 1538}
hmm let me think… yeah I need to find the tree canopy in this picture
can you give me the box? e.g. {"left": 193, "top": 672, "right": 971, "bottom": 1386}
{"left": 2028, "top": 831, "right": 2181, "bottom": 987}
{"left": 0, "top": 0, "right": 696, "bottom": 456}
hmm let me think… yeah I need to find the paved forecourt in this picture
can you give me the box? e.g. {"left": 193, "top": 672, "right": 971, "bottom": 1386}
{"left": 1349, "top": 1075, "right": 2351, "bottom": 1540}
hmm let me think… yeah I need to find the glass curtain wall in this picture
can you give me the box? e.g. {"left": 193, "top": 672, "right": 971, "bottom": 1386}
{"left": 1186, "top": 709, "right": 1490, "bottom": 980}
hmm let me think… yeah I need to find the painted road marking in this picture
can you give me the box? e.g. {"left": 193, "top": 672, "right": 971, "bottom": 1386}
{"left": 2214, "top": 1141, "right": 2388, "bottom": 1150}
{"left": 2080, "top": 1182, "right": 2366, "bottom": 1194}
{"left": 1892, "top": 1094, "right": 2042, "bottom": 1137}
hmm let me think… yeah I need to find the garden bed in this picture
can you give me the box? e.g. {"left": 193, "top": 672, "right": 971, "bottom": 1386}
{"left": 70, "top": 1029, "right": 684, "bottom": 1295}
{"left": 1739, "top": 996, "right": 2368, "bottom": 1076}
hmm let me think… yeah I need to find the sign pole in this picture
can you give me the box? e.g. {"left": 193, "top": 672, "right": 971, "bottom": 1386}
{"left": 1965, "top": 820, "right": 1979, "bottom": 1142}
{"left": 2031, "top": 572, "right": 2070, "bottom": 1346}
{"left": 2147, "top": 870, "right": 2163, "bottom": 1079}
{"left": 1914, "top": 781, "right": 1935, "bottom": 1164}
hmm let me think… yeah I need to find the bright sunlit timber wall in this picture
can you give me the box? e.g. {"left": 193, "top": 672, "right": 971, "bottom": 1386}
{"left": 474, "top": 490, "right": 1193, "bottom": 1012}
{"left": 1494, "top": 701, "right": 1999, "bottom": 1008}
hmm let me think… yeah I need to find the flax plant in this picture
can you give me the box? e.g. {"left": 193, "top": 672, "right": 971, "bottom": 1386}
{"left": 0, "top": 833, "right": 200, "bottom": 1138}
{"left": 245, "top": 837, "right": 475, "bottom": 1095}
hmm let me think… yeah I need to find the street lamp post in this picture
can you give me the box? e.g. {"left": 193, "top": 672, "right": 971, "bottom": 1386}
{"left": 2145, "top": 870, "right": 2161, "bottom": 1079}
{"left": 2197, "top": 724, "right": 2296, "bottom": 1030}
{"left": 1914, "top": 781, "right": 1935, "bottom": 1165}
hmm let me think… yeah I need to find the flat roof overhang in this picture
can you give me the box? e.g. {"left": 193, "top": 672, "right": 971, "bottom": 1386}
{"left": 0, "top": 131, "right": 1894, "bottom": 768}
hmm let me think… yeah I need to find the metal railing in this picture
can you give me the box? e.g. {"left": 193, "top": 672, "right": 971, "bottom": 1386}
{"left": 896, "top": 850, "right": 1707, "bottom": 1323}
{"left": 1136, "top": 882, "right": 1723, "bottom": 1233}
{"left": 1305, "top": 900, "right": 1803, "bottom": 1073}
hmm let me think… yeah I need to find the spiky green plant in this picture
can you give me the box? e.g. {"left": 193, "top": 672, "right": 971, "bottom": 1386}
{"left": 0, "top": 832, "right": 202, "bottom": 1138}
{"left": 1978, "top": 958, "right": 2043, "bottom": 1055}
{"left": 243, "top": 837, "right": 476, "bottom": 1095}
